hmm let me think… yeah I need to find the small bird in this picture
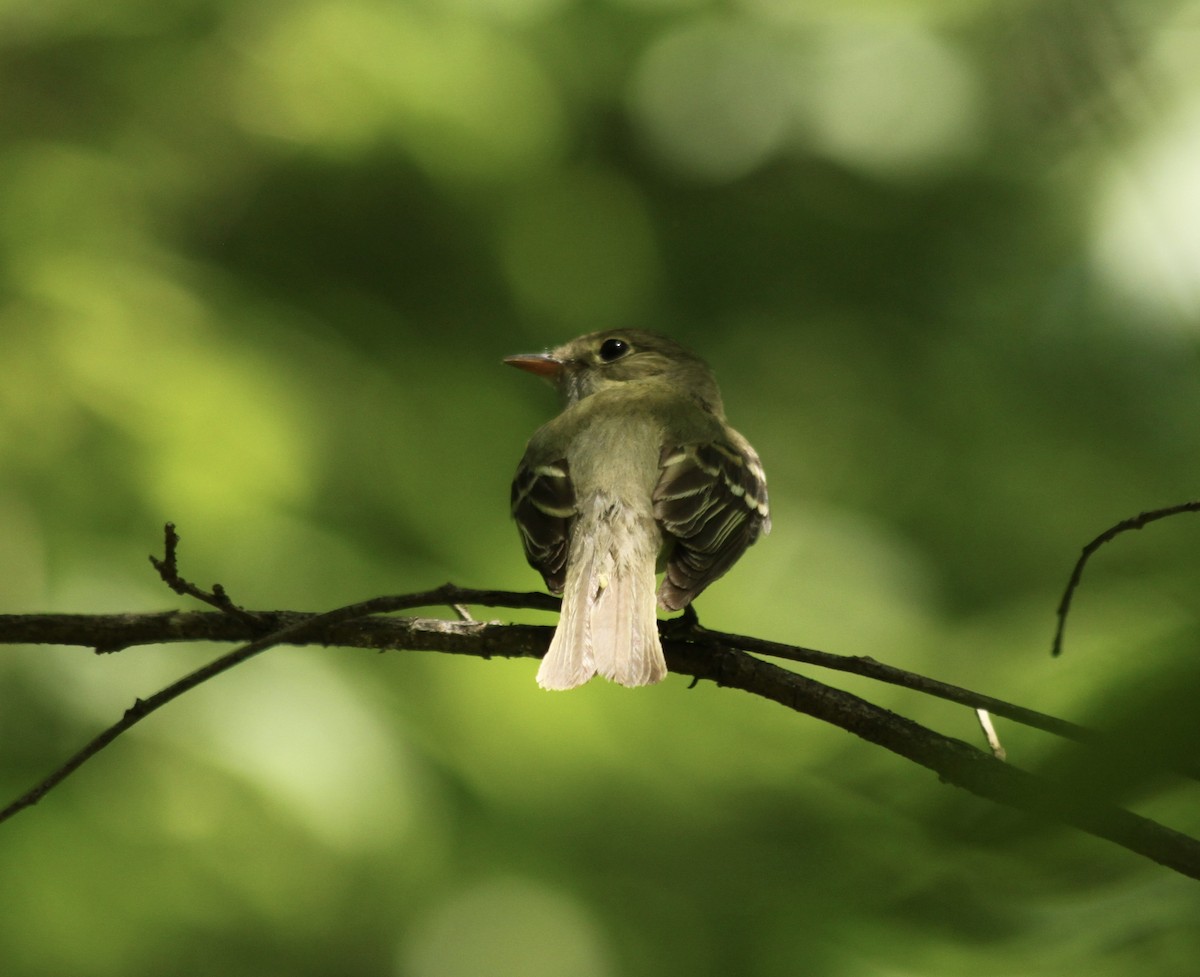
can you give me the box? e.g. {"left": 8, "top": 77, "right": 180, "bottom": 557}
{"left": 506, "top": 330, "right": 770, "bottom": 690}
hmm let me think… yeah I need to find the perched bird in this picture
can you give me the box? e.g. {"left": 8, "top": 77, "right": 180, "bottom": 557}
{"left": 506, "top": 330, "right": 770, "bottom": 690}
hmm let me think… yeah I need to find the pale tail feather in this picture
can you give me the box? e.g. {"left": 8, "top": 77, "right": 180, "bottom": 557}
{"left": 590, "top": 548, "right": 664, "bottom": 687}
{"left": 537, "top": 502, "right": 666, "bottom": 690}
{"left": 536, "top": 548, "right": 597, "bottom": 690}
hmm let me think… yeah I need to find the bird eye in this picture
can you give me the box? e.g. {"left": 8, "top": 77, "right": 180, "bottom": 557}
{"left": 598, "top": 338, "right": 630, "bottom": 362}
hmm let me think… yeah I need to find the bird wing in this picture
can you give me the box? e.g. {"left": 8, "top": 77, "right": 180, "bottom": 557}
{"left": 511, "top": 457, "right": 576, "bottom": 594}
{"left": 652, "top": 434, "right": 770, "bottom": 611}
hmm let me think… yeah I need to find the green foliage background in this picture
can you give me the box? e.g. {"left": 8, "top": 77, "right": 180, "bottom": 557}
{"left": 2, "top": 0, "right": 1199, "bottom": 973}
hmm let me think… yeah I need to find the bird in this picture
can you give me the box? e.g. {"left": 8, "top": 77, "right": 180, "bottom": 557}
{"left": 506, "top": 329, "right": 770, "bottom": 690}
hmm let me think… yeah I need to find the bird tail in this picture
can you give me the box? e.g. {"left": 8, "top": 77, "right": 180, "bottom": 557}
{"left": 537, "top": 502, "right": 666, "bottom": 690}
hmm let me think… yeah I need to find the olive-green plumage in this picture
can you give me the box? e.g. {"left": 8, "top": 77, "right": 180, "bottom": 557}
{"left": 507, "top": 330, "right": 769, "bottom": 690}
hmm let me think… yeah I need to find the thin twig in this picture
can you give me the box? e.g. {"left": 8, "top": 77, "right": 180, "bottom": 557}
{"left": 693, "top": 627, "right": 1090, "bottom": 746}
{"left": 674, "top": 625, "right": 1200, "bottom": 782}
{"left": 1052, "top": 501, "right": 1200, "bottom": 657}
{"left": 0, "top": 594, "right": 411, "bottom": 825}
{"left": 148, "top": 523, "right": 260, "bottom": 626}
{"left": 0, "top": 527, "right": 562, "bottom": 825}
{"left": 667, "top": 640, "right": 1200, "bottom": 881}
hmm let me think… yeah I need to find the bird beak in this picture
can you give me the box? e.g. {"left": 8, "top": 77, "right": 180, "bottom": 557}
{"left": 504, "top": 353, "right": 564, "bottom": 380}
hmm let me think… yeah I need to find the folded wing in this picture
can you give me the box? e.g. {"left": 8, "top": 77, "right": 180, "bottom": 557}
{"left": 653, "top": 435, "right": 770, "bottom": 611}
{"left": 511, "top": 458, "right": 576, "bottom": 593}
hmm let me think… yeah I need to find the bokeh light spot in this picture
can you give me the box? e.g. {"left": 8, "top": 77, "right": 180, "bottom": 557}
{"left": 629, "top": 18, "right": 794, "bottom": 182}
{"left": 802, "top": 25, "right": 981, "bottom": 177}
{"left": 1092, "top": 97, "right": 1200, "bottom": 330}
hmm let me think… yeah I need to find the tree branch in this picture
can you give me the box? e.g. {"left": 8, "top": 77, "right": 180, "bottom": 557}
{"left": 6, "top": 603, "right": 1196, "bottom": 782}
{"left": 0, "top": 589, "right": 556, "bottom": 825}
{"left": 0, "top": 528, "right": 1196, "bottom": 880}
{"left": 1, "top": 599, "right": 1199, "bottom": 877}
{"left": 675, "top": 643, "right": 1200, "bottom": 880}
{"left": 1052, "top": 500, "right": 1200, "bottom": 656}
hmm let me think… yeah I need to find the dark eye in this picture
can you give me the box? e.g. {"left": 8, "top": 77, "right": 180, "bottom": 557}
{"left": 598, "top": 338, "right": 630, "bottom": 362}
